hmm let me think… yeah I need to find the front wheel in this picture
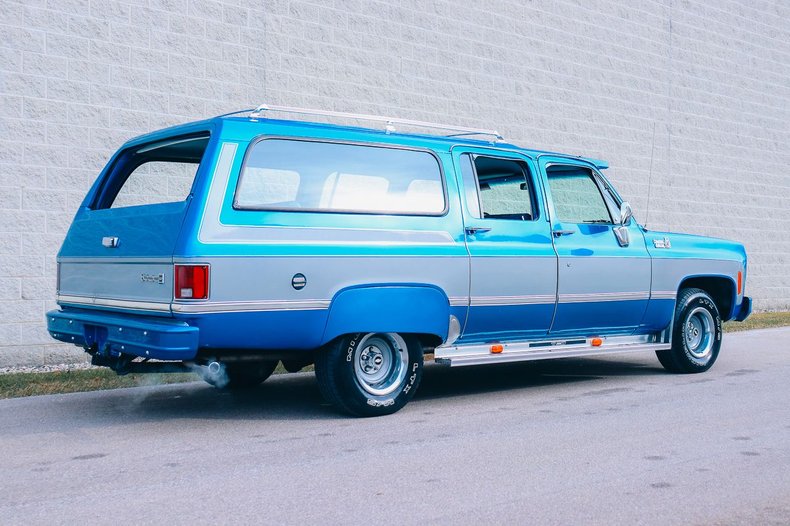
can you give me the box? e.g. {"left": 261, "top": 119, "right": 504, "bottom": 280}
{"left": 315, "top": 332, "right": 423, "bottom": 417}
{"left": 656, "top": 288, "right": 722, "bottom": 373}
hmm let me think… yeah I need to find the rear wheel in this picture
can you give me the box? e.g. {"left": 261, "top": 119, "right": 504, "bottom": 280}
{"left": 656, "top": 288, "right": 722, "bottom": 373}
{"left": 315, "top": 332, "right": 423, "bottom": 417}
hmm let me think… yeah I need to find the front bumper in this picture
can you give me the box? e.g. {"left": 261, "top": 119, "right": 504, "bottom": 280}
{"left": 47, "top": 309, "right": 199, "bottom": 360}
{"left": 735, "top": 296, "right": 752, "bottom": 322}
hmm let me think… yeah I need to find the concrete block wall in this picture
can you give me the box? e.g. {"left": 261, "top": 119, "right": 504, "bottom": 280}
{"left": 0, "top": 0, "right": 788, "bottom": 366}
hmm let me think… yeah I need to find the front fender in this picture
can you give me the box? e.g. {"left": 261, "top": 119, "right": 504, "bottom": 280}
{"left": 321, "top": 285, "right": 450, "bottom": 345}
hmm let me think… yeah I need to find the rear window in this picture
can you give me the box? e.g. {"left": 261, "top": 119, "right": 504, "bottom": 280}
{"left": 93, "top": 134, "right": 210, "bottom": 209}
{"left": 234, "top": 139, "right": 446, "bottom": 215}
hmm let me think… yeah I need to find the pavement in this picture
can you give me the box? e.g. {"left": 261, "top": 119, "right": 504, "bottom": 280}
{"left": 1, "top": 328, "right": 789, "bottom": 525}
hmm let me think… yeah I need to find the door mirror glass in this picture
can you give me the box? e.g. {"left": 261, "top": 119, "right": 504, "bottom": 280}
{"left": 619, "top": 201, "right": 633, "bottom": 226}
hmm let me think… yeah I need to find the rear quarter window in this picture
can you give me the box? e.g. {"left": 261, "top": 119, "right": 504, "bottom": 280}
{"left": 234, "top": 139, "right": 446, "bottom": 216}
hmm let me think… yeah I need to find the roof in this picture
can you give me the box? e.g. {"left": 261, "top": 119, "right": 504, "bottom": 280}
{"left": 121, "top": 109, "right": 609, "bottom": 170}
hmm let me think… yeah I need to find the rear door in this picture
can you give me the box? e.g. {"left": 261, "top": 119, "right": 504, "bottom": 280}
{"left": 453, "top": 147, "right": 557, "bottom": 343}
{"left": 57, "top": 131, "right": 212, "bottom": 315}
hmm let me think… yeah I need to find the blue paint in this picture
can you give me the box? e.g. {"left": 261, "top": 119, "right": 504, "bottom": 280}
{"left": 322, "top": 285, "right": 450, "bottom": 344}
{"left": 47, "top": 308, "right": 199, "bottom": 360}
{"left": 460, "top": 304, "right": 555, "bottom": 343}
{"left": 182, "top": 310, "right": 328, "bottom": 351}
{"left": 550, "top": 300, "right": 650, "bottom": 335}
{"left": 639, "top": 299, "right": 676, "bottom": 332}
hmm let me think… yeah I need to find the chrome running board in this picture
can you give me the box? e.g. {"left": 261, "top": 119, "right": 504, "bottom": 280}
{"left": 434, "top": 334, "right": 670, "bottom": 367}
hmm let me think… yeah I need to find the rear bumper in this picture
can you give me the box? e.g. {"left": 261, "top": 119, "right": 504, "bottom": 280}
{"left": 47, "top": 309, "right": 199, "bottom": 360}
{"left": 735, "top": 296, "right": 752, "bottom": 322}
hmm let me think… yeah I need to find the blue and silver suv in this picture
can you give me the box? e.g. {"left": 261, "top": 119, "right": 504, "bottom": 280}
{"left": 47, "top": 105, "right": 752, "bottom": 416}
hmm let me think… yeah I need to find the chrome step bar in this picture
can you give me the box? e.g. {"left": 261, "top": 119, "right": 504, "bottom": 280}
{"left": 434, "top": 334, "right": 670, "bottom": 367}
{"left": 248, "top": 104, "right": 504, "bottom": 141}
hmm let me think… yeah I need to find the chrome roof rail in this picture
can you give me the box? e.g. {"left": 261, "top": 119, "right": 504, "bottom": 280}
{"left": 248, "top": 104, "right": 503, "bottom": 141}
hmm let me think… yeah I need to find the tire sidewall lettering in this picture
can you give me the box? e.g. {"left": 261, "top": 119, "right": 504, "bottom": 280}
{"left": 345, "top": 333, "right": 361, "bottom": 363}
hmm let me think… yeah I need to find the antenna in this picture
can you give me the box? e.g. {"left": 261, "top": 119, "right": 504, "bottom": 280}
{"left": 644, "top": 121, "right": 657, "bottom": 229}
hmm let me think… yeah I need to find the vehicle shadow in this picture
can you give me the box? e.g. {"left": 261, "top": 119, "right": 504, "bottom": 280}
{"left": 71, "top": 355, "right": 666, "bottom": 424}
{"left": 417, "top": 356, "right": 665, "bottom": 400}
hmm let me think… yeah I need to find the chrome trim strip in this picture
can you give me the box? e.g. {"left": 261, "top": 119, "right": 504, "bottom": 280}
{"left": 471, "top": 294, "right": 556, "bottom": 306}
{"left": 650, "top": 291, "right": 677, "bottom": 300}
{"left": 171, "top": 299, "right": 331, "bottom": 313}
{"left": 58, "top": 291, "right": 671, "bottom": 315}
{"left": 448, "top": 296, "right": 469, "bottom": 307}
{"left": 57, "top": 295, "right": 171, "bottom": 312}
{"left": 558, "top": 291, "right": 650, "bottom": 304}
{"left": 58, "top": 258, "right": 173, "bottom": 264}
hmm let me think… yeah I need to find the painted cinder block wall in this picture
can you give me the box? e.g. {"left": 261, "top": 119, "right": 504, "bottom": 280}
{"left": 0, "top": 0, "right": 788, "bottom": 366}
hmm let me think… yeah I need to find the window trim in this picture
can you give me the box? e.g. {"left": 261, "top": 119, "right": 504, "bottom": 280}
{"left": 233, "top": 135, "right": 449, "bottom": 217}
{"left": 466, "top": 153, "right": 540, "bottom": 222}
{"left": 544, "top": 163, "right": 615, "bottom": 225}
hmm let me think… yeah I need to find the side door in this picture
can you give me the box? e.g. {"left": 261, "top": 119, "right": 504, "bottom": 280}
{"left": 453, "top": 147, "right": 557, "bottom": 343}
{"left": 538, "top": 157, "right": 651, "bottom": 335}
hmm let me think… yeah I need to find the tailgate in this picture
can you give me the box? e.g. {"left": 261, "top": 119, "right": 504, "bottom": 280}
{"left": 56, "top": 132, "right": 212, "bottom": 314}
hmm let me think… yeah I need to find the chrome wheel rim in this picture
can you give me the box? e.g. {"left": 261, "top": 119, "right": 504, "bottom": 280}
{"left": 684, "top": 307, "right": 714, "bottom": 360}
{"left": 353, "top": 333, "right": 408, "bottom": 397}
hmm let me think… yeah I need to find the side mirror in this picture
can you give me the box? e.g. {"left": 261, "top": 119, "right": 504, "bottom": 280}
{"left": 619, "top": 201, "right": 633, "bottom": 226}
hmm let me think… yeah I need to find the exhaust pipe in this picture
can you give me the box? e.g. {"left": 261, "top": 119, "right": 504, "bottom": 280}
{"left": 207, "top": 361, "right": 222, "bottom": 376}
{"left": 200, "top": 360, "right": 229, "bottom": 388}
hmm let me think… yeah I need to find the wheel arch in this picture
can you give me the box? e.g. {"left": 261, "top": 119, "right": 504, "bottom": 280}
{"left": 677, "top": 274, "right": 736, "bottom": 321}
{"left": 320, "top": 283, "right": 450, "bottom": 346}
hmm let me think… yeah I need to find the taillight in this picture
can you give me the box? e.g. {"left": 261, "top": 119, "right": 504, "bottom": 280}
{"left": 174, "top": 264, "right": 209, "bottom": 300}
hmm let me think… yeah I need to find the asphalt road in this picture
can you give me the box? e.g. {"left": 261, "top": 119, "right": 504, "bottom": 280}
{"left": 1, "top": 328, "right": 789, "bottom": 525}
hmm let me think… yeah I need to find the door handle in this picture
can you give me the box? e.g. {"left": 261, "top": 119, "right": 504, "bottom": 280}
{"left": 465, "top": 226, "right": 492, "bottom": 235}
{"left": 552, "top": 229, "right": 575, "bottom": 237}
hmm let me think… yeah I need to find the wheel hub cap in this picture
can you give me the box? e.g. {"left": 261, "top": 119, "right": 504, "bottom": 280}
{"left": 684, "top": 307, "right": 714, "bottom": 360}
{"left": 360, "top": 346, "right": 385, "bottom": 374}
{"left": 352, "top": 333, "right": 409, "bottom": 397}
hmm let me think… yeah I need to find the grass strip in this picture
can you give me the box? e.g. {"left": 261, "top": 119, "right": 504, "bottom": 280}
{"left": 0, "top": 312, "right": 787, "bottom": 400}
{"left": 0, "top": 369, "right": 199, "bottom": 399}
{"left": 723, "top": 311, "right": 790, "bottom": 332}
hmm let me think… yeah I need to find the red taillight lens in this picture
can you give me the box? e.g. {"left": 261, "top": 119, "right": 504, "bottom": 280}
{"left": 174, "top": 265, "right": 209, "bottom": 300}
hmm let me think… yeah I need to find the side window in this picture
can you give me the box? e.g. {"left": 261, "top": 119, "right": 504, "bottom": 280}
{"left": 112, "top": 161, "right": 198, "bottom": 209}
{"left": 94, "top": 134, "right": 210, "bottom": 210}
{"left": 235, "top": 139, "right": 445, "bottom": 215}
{"left": 236, "top": 168, "right": 300, "bottom": 208}
{"left": 472, "top": 155, "right": 536, "bottom": 221}
{"left": 546, "top": 166, "right": 612, "bottom": 224}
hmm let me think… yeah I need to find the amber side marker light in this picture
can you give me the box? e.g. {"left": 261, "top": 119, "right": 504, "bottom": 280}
{"left": 737, "top": 271, "right": 742, "bottom": 295}
{"left": 175, "top": 264, "right": 209, "bottom": 300}
{"left": 491, "top": 344, "right": 504, "bottom": 354}
{"left": 591, "top": 337, "right": 603, "bottom": 347}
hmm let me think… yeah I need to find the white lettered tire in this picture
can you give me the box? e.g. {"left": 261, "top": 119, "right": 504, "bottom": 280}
{"left": 315, "top": 332, "right": 423, "bottom": 417}
{"left": 656, "top": 288, "right": 722, "bottom": 373}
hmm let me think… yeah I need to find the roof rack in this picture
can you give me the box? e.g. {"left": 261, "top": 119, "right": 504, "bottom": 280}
{"left": 248, "top": 104, "right": 503, "bottom": 141}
